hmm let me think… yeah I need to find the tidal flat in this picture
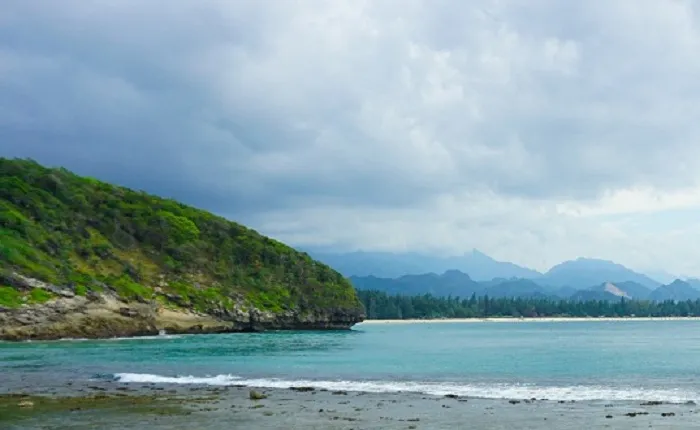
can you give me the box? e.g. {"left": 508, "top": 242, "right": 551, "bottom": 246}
{"left": 2, "top": 381, "right": 699, "bottom": 430}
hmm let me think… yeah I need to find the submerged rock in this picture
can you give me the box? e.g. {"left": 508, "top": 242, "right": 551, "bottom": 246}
{"left": 249, "top": 390, "right": 267, "bottom": 400}
{"left": 289, "top": 387, "right": 316, "bottom": 392}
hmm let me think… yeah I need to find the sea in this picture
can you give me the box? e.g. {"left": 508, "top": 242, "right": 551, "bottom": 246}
{"left": 3, "top": 320, "right": 700, "bottom": 403}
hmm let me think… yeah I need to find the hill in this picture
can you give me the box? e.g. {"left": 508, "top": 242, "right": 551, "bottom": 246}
{"left": 0, "top": 158, "right": 364, "bottom": 340}
{"left": 685, "top": 278, "right": 700, "bottom": 290}
{"left": 350, "top": 270, "right": 484, "bottom": 297}
{"left": 351, "top": 273, "right": 658, "bottom": 302}
{"left": 569, "top": 281, "right": 651, "bottom": 301}
{"left": 310, "top": 249, "right": 542, "bottom": 280}
{"left": 537, "top": 258, "right": 661, "bottom": 289}
{"left": 485, "top": 278, "right": 555, "bottom": 299}
{"left": 649, "top": 280, "right": 700, "bottom": 301}
{"left": 351, "top": 272, "right": 560, "bottom": 299}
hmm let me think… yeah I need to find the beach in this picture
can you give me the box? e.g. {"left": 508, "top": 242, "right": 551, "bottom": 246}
{"left": 359, "top": 316, "right": 700, "bottom": 324}
{"left": 2, "top": 379, "right": 699, "bottom": 429}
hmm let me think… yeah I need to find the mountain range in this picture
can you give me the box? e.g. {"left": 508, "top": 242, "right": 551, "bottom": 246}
{"left": 306, "top": 249, "right": 542, "bottom": 280}
{"left": 350, "top": 271, "right": 700, "bottom": 302}
{"left": 537, "top": 258, "right": 660, "bottom": 289}
{"left": 309, "top": 250, "right": 675, "bottom": 289}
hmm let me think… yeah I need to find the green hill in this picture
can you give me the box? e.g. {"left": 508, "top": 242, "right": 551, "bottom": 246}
{"left": 0, "top": 158, "right": 364, "bottom": 340}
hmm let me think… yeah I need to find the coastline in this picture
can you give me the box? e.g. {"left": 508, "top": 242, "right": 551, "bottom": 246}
{"left": 358, "top": 316, "right": 700, "bottom": 324}
{"left": 0, "top": 284, "right": 364, "bottom": 341}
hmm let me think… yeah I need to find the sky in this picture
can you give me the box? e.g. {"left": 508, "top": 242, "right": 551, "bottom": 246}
{"left": 2, "top": 0, "right": 700, "bottom": 277}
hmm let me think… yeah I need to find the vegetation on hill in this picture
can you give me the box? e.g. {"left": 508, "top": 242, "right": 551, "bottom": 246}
{"left": 358, "top": 290, "right": 700, "bottom": 319}
{"left": 0, "top": 158, "right": 362, "bottom": 316}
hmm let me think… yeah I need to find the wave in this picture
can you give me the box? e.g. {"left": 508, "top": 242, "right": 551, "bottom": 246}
{"left": 104, "top": 334, "right": 183, "bottom": 341}
{"left": 112, "top": 373, "right": 697, "bottom": 402}
{"left": 49, "top": 334, "right": 183, "bottom": 342}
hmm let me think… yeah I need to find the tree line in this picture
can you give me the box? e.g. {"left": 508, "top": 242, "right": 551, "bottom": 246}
{"left": 357, "top": 290, "right": 700, "bottom": 319}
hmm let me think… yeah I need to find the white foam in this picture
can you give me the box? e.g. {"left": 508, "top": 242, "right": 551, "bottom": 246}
{"left": 105, "top": 334, "right": 183, "bottom": 341}
{"left": 22, "top": 334, "right": 183, "bottom": 343}
{"left": 112, "top": 373, "right": 698, "bottom": 402}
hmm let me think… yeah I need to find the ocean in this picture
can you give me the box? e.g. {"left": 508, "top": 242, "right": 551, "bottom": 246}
{"left": 3, "top": 320, "right": 700, "bottom": 403}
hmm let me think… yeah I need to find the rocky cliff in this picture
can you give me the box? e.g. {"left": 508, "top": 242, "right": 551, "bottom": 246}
{"left": 0, "top": 276, "right": 363, "bottom": 341}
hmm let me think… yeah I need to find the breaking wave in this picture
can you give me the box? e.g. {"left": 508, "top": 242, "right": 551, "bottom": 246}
{"left": 111, "top": 373, "right": 697, "bottom": 402}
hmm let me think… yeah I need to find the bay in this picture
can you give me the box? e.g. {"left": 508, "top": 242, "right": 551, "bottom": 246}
{"left": 3, "top": 320, "right": 700, "bottom": 402}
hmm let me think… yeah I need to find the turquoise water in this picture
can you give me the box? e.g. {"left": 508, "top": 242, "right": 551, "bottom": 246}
{"left": 3, "top": 321, "right": 700, "bottom": 402}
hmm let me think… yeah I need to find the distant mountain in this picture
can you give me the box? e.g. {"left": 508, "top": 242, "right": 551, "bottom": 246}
{"left": 538, "top": 258, "right": 661, "bottom": 289}
{"left": 485, "top": 279, "right": 555, "bottom": 299}
{"left": 570, "top": 281, "right": 651, "bottom": 301}
{"left": 352, "top": 269, "right": 700, "bottom": 304}
{"left": 644, "top": 269, "right": 679, "bottom": 285}
{"left": 308, "top": 249, "right": 542, "bottom": 281}
{"left": 351, "top": 270, "right": 660, "bottom": 302}
{"left": 442, "top": 250, "right": 543, "bottom": 281}
{"left": 350, "top": 270, "right": 484, "bottom": 298}
{"left": 311, "top": 251, "right": 432, "bottom": 279}
{"left": 309, "top": 251, "right": 670, "bottom": 293}
{"left": 352, "top": 272, "right": 561, "bottom": 299}
{"left": 649, "top": 280, "right": 700, "bottom": 301}
{"left": 685, "top": 278, "right": 700, "bottom": 291}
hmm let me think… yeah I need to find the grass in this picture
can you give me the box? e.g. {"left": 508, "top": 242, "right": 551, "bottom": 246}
{"left": 0, "top": 286, "right": 22, "bottom": 308}
{"left": 28, "top": 288, "right": 54, "bottom": 304}
{"left": 0, "top": 287, "right": 56, "bottom": 308}
{"left": 111, "top": 276, "right": 152, "bottom": 301}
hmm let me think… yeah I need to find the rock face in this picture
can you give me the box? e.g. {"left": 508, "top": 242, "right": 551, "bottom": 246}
{"left": 0, "top": 276, "right": 365, "bottom": 341}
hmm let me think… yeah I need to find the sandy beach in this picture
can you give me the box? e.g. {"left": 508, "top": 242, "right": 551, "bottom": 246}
{"left": 358, "top": 316, "right": 700, "bottom": 325}
{"left": 2, "top": 379, "right": 699, "bottom": 429}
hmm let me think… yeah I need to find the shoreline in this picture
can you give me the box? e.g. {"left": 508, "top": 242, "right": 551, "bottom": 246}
{"left": 0, "top": 285, "right": 363, "bottom": 342}
{"left": 358, "top": 316, "right": 700, "bottom": 324}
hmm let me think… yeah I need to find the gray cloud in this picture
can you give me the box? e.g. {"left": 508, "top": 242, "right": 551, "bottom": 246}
{"left": 2, "top": 0, "right": 700, "bottom": 274}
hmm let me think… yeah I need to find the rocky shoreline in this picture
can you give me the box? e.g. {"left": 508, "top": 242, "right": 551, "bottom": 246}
{"left": 2, "top": 380, "right": 698, "bottom": 429}
{"left": 0, "top": 273, "right": 364, "bottom": 341}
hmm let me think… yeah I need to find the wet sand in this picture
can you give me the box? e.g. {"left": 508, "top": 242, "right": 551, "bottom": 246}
{"left": 2, "top": 379, "right": 698, "bottom": 429}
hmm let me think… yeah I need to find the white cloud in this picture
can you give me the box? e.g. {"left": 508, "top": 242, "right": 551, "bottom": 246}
{"left": 2, "top": 0, "right": 700, "bottom": 276}
{"left": 556, "top": 187, "right": 700, "bottom": 217}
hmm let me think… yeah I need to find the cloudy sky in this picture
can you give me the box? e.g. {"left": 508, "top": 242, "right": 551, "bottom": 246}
{"left": 2, "top": 0, "right": 700, "bottom": 276}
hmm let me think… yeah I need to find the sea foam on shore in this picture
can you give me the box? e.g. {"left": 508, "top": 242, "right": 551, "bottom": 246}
{"left": 112, "top": 373, "right": 697, "bottom": 403}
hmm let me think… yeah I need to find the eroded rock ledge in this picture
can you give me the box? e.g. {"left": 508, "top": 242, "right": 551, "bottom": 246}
{"left": 0, "top": 275, "right": 364, "bottom": 341}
